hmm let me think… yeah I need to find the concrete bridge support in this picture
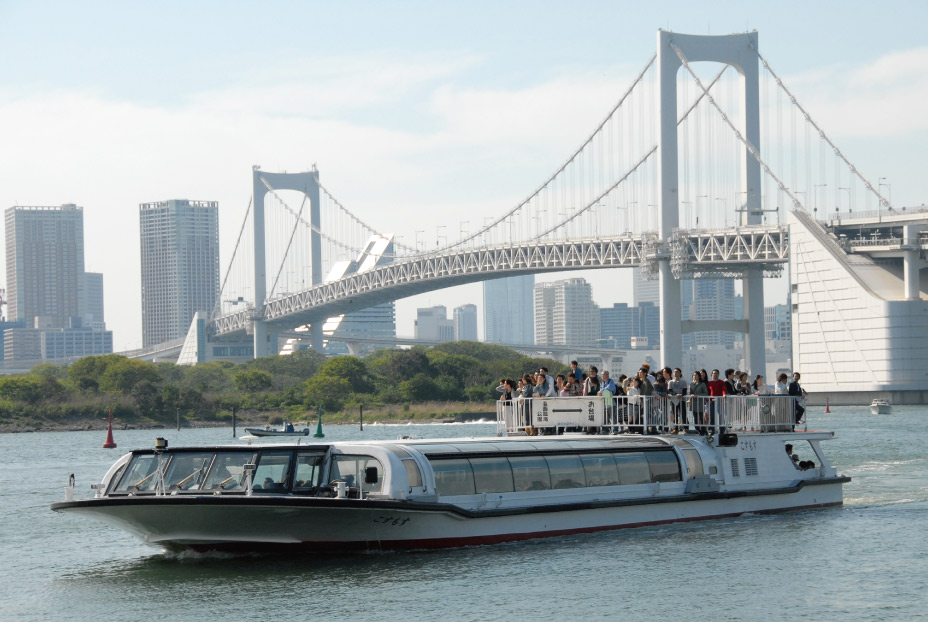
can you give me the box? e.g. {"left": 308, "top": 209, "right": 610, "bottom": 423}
{"left": 903, "top": 224, "right": 925, "bottom": 300}
{"left": 657, "top": 29, "right": 766, "bottom": 373}
{"left": 252, "top": 167, "right": 323, "bottom": 358}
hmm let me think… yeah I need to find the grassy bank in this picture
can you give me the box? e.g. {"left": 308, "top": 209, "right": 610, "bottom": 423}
{"left": 0, "top": 401, "right": 496, "bottom": 433}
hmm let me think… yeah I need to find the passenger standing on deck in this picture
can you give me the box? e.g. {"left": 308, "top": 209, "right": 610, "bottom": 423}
{"left": 539, "top": 367, "right": 556, "bottom": 397}
{"left": 669, "top": 368, "right": 688, "bottom": 432}
{"left": 774, "top": 373, "right": 789, "bottom": 394}
{"left": 533, "top": 372, "right": 549, "bottom": 398}
{"left": 569, "top": 360, "right": 583, "bottom": 383}
{"left": 689, "top": 371, "right": 709, "bottom": 434}
{"left": 555, "top": 374, "right": 569, "bottom": 397}
{"left": 601, "top": 370, "right": 617, "bottom": 395}
{"left": 583, "top": 366, "right": 602, "bottom": 396}
{"left": 707, "top": 369, "right": 727, "bottom": 434}
{"left": 788, "top": 372, "right": 807, "bottom": 425}
{"left": 565, "top": 373, "right": 583, "bottom": 397}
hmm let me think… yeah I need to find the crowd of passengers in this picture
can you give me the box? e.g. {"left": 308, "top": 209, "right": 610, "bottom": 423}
{"left": 496, "top": 361, "right": 809, "bottom": 434}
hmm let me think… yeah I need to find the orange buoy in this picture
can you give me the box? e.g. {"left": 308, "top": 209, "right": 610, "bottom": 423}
{"left": 824, "top": 398, "right": 831, "bottom": 414}
{"left": 103, "top": 410, "right": 117, "bottom": 448}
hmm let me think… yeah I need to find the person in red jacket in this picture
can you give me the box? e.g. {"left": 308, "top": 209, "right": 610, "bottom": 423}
{"left": 706, "top": 369, "right": 727, "bottom": 434}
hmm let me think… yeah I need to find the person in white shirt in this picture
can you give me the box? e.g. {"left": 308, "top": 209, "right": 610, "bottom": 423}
{"left": 774, "top": 373, "right": 789, "bottom": 394}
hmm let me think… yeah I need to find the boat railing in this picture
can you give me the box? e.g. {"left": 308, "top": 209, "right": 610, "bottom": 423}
{"left": 496, "top": 395, "right": 802, "bottom": 436}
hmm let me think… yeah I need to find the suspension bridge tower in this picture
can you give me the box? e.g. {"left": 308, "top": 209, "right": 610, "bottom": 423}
{"left": 251, "top": 167, "right": 323, "bottom": 356}
{"left": 657, "top": 30, "right": 766, "bottom": 374}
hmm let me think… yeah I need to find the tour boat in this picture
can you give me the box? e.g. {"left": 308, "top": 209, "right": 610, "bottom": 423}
{"left": 51, "top": 395, "right": 847, "bottom": 553}
{"left": 869, "top": 399, "right": 892, "bottom": 415}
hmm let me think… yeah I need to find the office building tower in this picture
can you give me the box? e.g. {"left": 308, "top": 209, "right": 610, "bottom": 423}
{"left": 453, "top": 304, "right": 478, "bottom": 341}
{"left": 140, "top": 199, "right": 220, "bottom": 347}
{"left": 78, "top": 272, "right": 105, "bottom": 329}
{"left": 415, "top": 306, "right": 454, "bottom": 341}
{"left": 690, "top": 279, "right": 737, "bottom": 348}
{"left": 484, "top": 275, "right": 534, "bottom": 345}
{"left": 632, "top": 267, "right": 660, "bottom": 306}
{"left": 5, "top": 204, "right": 85, "bottom": 328}
{"left": 765, "top": 304, "right": 792, "bottom": 343}
{"left": 534, "top": 278, "right": 599, "bottom": 347}
{"left": 600, "top": 303, "right": 635, "bottom": 348}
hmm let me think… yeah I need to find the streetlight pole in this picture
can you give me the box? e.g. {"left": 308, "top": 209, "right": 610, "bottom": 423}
{"left": 878, "top": 177, "right": 889, "bottom": 222}
{"left": 414, "top": 230, "right": 424, "bottom": 253}
{"left": 814, "top": 184, "right": 827, "bottom": 218}
{"left": 696, "top": 195, "right": 708, "bottom": 228}
{"left": 838, "top": 187, "right": 851, "bottom": 214}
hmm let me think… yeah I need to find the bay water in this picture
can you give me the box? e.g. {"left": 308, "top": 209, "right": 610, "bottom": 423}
{"left": 2, "top": 407, "right": 926, "bottom": 621}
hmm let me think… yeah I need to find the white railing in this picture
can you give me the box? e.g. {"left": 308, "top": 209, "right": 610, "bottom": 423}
{"left": 496, "top": 395, "right": 801, "bottom": 436}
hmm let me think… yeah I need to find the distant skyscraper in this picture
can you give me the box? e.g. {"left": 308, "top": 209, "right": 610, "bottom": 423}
{"left": 690, "top": 279, "right": 737, "bottom": 347}
{"left": 600, "top": 303, "right": 635, "bottom": 348}
{"left": 140, "top": 199, "right": 219, "bottom": 347}
{"left": 484, "top": 275, "right": 534, "bottom": 345}
{"left": 534, "top": 278, "right": 599, "bottom": 347}
{"left": 415, "top": 306, "right": 454, "bottom": 341}
{"left": 632, "top": 267, "right": 660, "bottom": 306}
{"left": 5, "top": 204, "right": 85, "bottom": 328}
{"left": 78, "top": 272, "right": 105, "bottom": 329}
{"left": 453, "top": 304, "right": 478, "bottom": 341}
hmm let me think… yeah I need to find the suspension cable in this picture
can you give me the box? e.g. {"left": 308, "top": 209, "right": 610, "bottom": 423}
{"left": 439, "top": 54, "right": 658, "bottom": 251}
{"left": 670, "top": 42, "right": 805, "bottom": 213}
{"left": 211, "top": 196, "right": 252, "bottom": 320}
{"left": 316, "top": 180, "right": 417, "bottom": 253}
{"left": 752, "top": 46, "right": 892, "bottom": 209}
{"left": 268, "top": 191, "right": 309, "bottom": 298}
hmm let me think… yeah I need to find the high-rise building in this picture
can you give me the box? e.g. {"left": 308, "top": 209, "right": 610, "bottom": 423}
{"left": 534, "top": 278, "right": 599, "bottom": 347}
{"left": 765, "top": 304, "right": 792, "bottom": 342}
{"left": 453, "top": 304, "right": 478, "bottom": 341}
{"left": 689, "top": 279, "right": 737, "bottom": 348}
{"left": 484, "top": 275, "right": 534, "bottom": 345}
{"left": 5, "top": 204, "right": 85, "bottom": 328}
{"left": 632, "top": 267, "right": 660, "bottom": 306}
{"left": 600, "top": 303, "right": 635, "bottom": 348}
{"left": 78, "top": 272, "right": 105, "bottom": 329}
{"left": 140, "top": 199, "right": 219, "bottom": 347}
{"left": 415, "top": 306, "right": 454, "bottom": 341}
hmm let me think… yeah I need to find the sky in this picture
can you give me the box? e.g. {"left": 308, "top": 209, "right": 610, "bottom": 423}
{"left": 1, "top": 0, "right": 926, "bottom": 351}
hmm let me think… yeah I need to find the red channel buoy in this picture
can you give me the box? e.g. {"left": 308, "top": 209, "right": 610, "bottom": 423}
{"left": 824, "top": 398, "right": 831, "bottom": 414}
{"left": 103, "top": 410, "right": 117, "bottom": 449}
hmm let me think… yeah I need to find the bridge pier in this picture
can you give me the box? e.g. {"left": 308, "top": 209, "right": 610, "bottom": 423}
{"left": 345, "top": 342, "right": 363, "bottom": 357}
{"left": 904, "top": 224, "right": 925, "bottom": 300}
{"left": 742, "top": 269, "right": 766, "bottom": 375}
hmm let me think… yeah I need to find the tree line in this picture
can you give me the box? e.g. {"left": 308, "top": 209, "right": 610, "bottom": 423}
{"left": 0, "top": 342, "right": 562, "bottom": 427}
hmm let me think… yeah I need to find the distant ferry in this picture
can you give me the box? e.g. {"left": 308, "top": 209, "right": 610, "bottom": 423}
{"left": 50, "top": 395, "right": 847, "bottom": 552}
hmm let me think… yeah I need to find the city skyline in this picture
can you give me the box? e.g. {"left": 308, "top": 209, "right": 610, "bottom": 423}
{"left": 2, "top": 2, "right": 926, "bottom": 350}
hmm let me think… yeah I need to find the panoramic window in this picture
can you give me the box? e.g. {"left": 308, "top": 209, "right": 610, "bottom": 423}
{"left": 545, "top": 454, "right": 587, "bottom": 489}
{"left": 614, "top": 452, "right": 652, "bottom": 485}
{"left": 430, "top": 458, "right": 476, "bottom": 496}
{"left": 113, "top": 454, "right": 161, "bottom": 492}
{"left": 163, "top": 452, "right": 214, "bottom": 491}
{"left": 645, "top": 451, "right": 683, "bottom": 483}
{"left": 580, "top": 454, "right": 620, "bottom": 487}
{"left": 681, "top": 448, "right": 704, "bottom": 479}
{"left": 331, "top": 455, "right": 385, "bottom": 494}
{"left": 202, "top": 451, "right": 256, "bottom": 491}
{"left": 293, "top": 452, "right": 326, "bottom": 490}
{"left": 509, "top": 455, "right": 551, "bottom": 492}
{"left": 470, "top": 457, "right": 515, "bottom": 493}
{"left": 252, "top": 451, "right": 293, "bottom": 492}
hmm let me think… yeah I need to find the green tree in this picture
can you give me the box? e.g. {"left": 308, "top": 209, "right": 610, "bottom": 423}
{"left": 399, "top": 373, "right": 440, "bottom": 402}
{"left": 67, "top": 354, "right": 127, "bottom": 392}
{"left": 302, "top": 375, "right": 351, "bottom": 412}
{"left": 100, "top": 358, "right": 162, "bottom": 394}
{"left": 317, "top": 356, "right": 372, "bottom": 392}
{"left": 0, "top": 375, "right": 44, "bottom": 403}
{"left": 233, "top": 369, "right": 273, "bottom": 393}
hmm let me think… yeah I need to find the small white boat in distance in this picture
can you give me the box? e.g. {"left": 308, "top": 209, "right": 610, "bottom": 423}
{"left": 870, "top": 399, "right": 892, "bottom": 415}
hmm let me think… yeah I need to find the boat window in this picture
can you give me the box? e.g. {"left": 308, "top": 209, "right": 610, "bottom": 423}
{"left": 113, "top": 453, "right": 161, "bottom": 492}
{"left": 253, "top": 452, "right": 293, "bottom": 493}
{"left": 645, "top": 451, "right": 682, "bottom": 483}
{"left": 470, "top": 457, "right": 515, "bottom": 493}
{"left": 401, "top": 459, "right": 423, "bottom": 488}
{"left": 418, "top": 444, "right": 462, "bottom": 456}
{"left": 202, "top": 452, "right": 255, "bottom": 491}
{"left": 681, "top": 448, "right": 704, "bottom": 479}
{"left": 545, "top": 454, "right": 586, "bottom": 489}
{"left": 163, "top": 452, "right": 214, "bottom": 491}
{"left": 509, "top": 455, "right": 551, "bottom": 491}
{"left": 580, "top": 454, "right": 620, "bottom": 487}
{"left": 613, "top": 452, "right": 651, "bottom": 485}
{"left": 388, "top": 447, "right": 412, "bottom": 458}
{"left": 430, "top": 458, "right": 476, "bottom": 496}
{"left": 293, "top": 452, "right": 326, "bottom": 490}
{"left": 330, "top": 455, "right": 385, "bottom": 494}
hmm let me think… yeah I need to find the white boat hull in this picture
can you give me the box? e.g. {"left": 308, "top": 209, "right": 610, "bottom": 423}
{"left": 56, "top": 479, "right": 845, "bottom": 551}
